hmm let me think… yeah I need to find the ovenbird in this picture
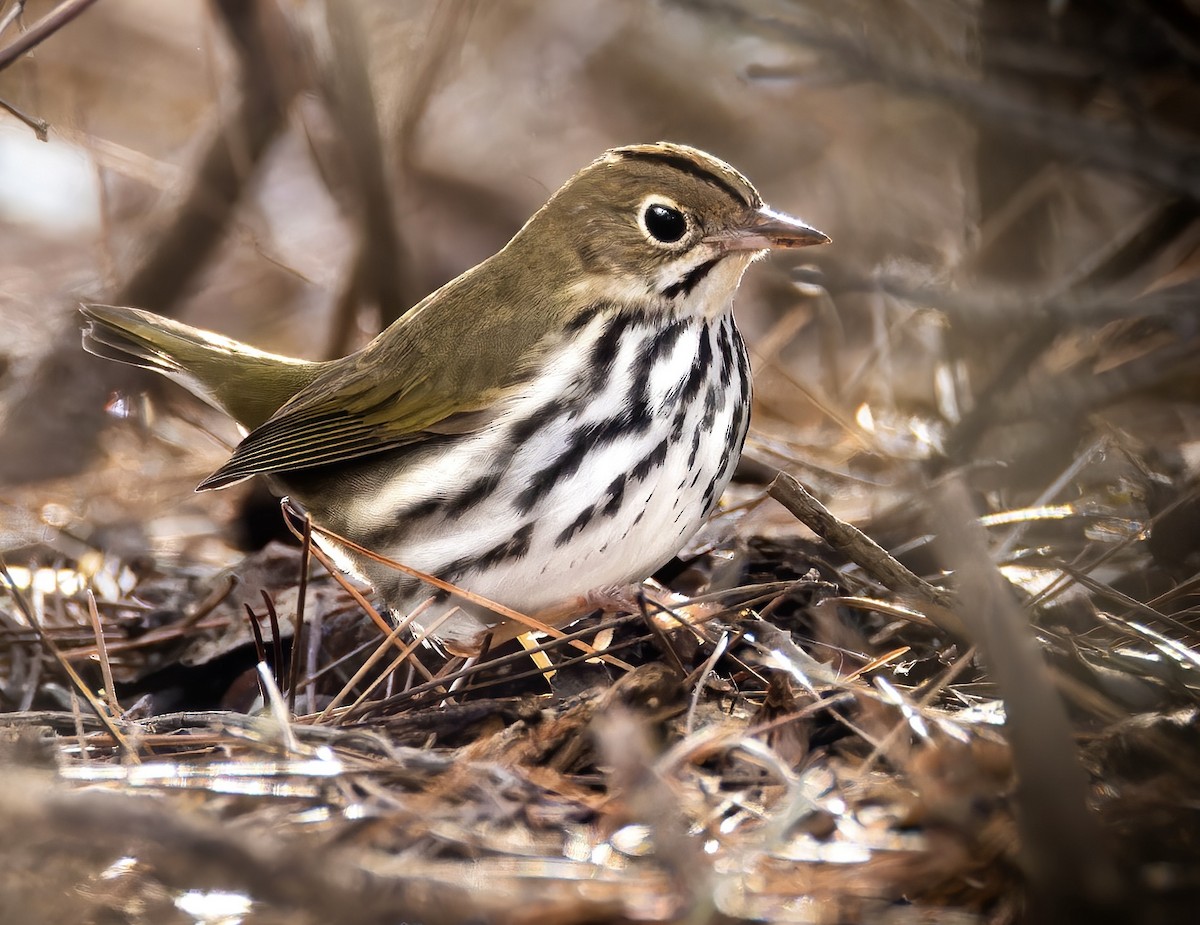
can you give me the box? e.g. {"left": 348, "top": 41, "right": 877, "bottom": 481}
{"left": 82, "top": 142, "right": 828, "bottom": 650}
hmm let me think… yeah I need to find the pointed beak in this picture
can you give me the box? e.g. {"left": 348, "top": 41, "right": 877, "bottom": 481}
{"left": 707, "top": 207, "right": 831, "bottom": 252}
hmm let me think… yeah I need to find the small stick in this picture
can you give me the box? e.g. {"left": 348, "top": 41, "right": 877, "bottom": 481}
{"left": 0, "top": 1, "right": 26, "bottom": 40}
{"left": 85, "top": 590, "right": 120, "bottom": 715}
{"left": 286, "top": 508, "right": 313, "bottom": 713}
{"left": 0, "top": 95, "right": 47, "bottom": 140}
{"left": 244, "top": 603, "right": 269, "bottom": 706}
{"left": 260, "top": 590, "right": 284, "bottom": 692}
{"left": 768, "top": 472, "right": 963, "bottom": 637}
{"left": 0, "top": 0, "right": 100, "bottom": 72}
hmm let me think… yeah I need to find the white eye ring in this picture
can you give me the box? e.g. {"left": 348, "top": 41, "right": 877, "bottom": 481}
{"left": 637, "top": 194, "right": 691, "bottom": 248}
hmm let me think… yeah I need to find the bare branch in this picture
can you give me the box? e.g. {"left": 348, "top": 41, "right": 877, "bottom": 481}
{"left": 0, "top": 0, "right": 100, "bottom": 72}
{"left": 0, "top": 93, "right": 47, "bottom": 140}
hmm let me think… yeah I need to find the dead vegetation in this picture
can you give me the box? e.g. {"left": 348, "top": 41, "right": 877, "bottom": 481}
{"left": 1, "top": 1, "right": 1199, "bottom": 923}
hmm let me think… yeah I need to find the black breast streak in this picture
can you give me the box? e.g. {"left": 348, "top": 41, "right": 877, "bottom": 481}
{"left": 723, "top": 380, "right": 751, "bottom": 464}
{"left": 602, "top": 476, "right": 626, "bottom": 518}
{"left": 509, "top": 400, "right": 560, "bottom": 444}
{"left": 587, "top": 311, "right": 637, "bottom": 393}
{"left": 514, "top": 315, "right": 702, "bottom": 517}
{"left": 689, "top": 383, "right": 719, "bottom": 470}
{"left": 628, "top": 318, "right": 688, "bottom": 412}
{"left": 402, "top": 497, "right": 442, "bottom": 521}
{"left": 442, "top": 523, "right": 536, "bottom": 583}
{"left": 632, "top": 437, "right": 670, "bottom": 483}
{"left": 700, "top": 467, "right": 722, "bottom": 513}
{"left": 555, "top": 503, "right": 597, "bottom": 547}
{"left": 442, "top": 468, "right": 504, "bottom": 519}
{"left": 680, "top": 324, "right": 719, "bottom": 469}
{"left": 687, "top": 428, "right": 702, "bottom": 470}
{"left": 731, "top": 332, "right": 752, "bottom": 458}
{"left": 670, "top": 404, "right": 688, "bottom": 441}
{"left": 736, "top": 331, "right": 751, "bottom": 407}
{"left": 716, "top": 318, "right": 735, "bottom": 389}
{"left": 701, "top": 382, "right": 719, "bottom": 426}
{"left": 702, "top": 331, "right": 753, "bottom": 516}
{"left": 675, "top": 322, "right": 713, "bottom": 406}
{"left": 646, "top": 317, "right": 690, "bottom": 365}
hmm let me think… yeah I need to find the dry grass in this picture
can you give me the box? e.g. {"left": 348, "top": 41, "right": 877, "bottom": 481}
{"left": 2, "top": 1, "right": 1199, "bottom": 922}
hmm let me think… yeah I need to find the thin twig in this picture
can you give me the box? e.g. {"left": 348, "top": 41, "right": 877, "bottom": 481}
{"left": 0, "top": 1, "right": 26, "bottom": 39}
{"left": 0, "top": 0, "right": 100, "bottom": 72}
{"left": 768, "top": 473, "right": 962, "bottom": 632}
{"left": 0, "top": 94, "right": 48, "bottom": 140}
{"left": 261, "top": 590, "right": 284, "bottom": 692}
{"left": 85, "top": 590, "right": 120, "bottom": 715}
{"left": 257, "top": 662, "right": 299, "bottom": 753}
{"left": 286, "top": 509, "right": 313, "bottom": 713}
{"left": 245, "top": 603, "right": 269, "bottom": 706}
{"left": 685, "top": 631, "right": 729, "bottom": 736}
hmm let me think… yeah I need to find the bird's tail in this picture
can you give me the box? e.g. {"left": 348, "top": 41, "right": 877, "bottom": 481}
{"left": 80, "top": 303, "right": 326, "bottom": 430}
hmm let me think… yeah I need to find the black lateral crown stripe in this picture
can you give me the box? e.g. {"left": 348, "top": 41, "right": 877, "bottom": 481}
{"left": 617, "top": 150, "right": 755, "bottom": 208}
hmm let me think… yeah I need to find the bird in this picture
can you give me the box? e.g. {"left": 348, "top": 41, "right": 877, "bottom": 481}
{"left": 81, "top": 142, "right": 829, "bottom": 652}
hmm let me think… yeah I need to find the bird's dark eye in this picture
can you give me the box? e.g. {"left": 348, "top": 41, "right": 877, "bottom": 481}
{"left": 644, "top": 203, "right": 688, "bottom": 244}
